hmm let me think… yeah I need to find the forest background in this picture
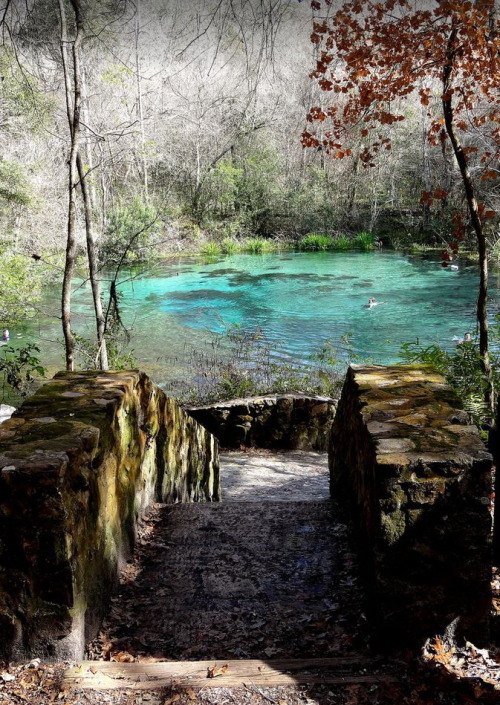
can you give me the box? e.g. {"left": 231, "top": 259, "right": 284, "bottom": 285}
{"left": 4, "top": 1, "right": 499, "bottom": 263}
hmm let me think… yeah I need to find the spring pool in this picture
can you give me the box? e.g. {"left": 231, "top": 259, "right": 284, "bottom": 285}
{"left": 22, "top": 251, "right": 500, "bottom": 392}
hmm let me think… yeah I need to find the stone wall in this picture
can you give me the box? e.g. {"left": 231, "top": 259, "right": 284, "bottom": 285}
{"left": 330, "top": 364, "right": 492, "bottom": 647}
{"left": 0, "top": 371, "right": 219, "bottom": 661}
{"left": 187, "top": 394, "right": 336, "bottom": 450}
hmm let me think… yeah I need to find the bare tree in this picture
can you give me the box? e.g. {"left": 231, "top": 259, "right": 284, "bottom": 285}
{"left": 58, "top": 0, "right": 80, "bottom": 370}
{"left": 58, "top": 0, "right": 108, "bottom": 370}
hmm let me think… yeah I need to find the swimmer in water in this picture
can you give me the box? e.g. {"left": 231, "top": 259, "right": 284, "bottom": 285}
{"left": 368, "top": 297, "right": 385, "bottom": 308}
{"left": 453, "top": 332, "right": 472, "bottom": 344}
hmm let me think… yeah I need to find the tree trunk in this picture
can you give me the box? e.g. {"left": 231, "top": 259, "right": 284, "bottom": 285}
{"left": 347, "top": 151, "right": 360, "bottom": 223}
{"left": 420, "top": 98, "right": 432, "bottom": 232}
{"left": 135, "top": 0, "right": 148, "bottom": 200}
{"left": 81, "top": 65, "right": 97, "bottom": 212}
{"left": 442, "top": 25, "right": 493, "bottom": 414}
{"left": 77, "top": 153, "right": 109, "bottom": 370}
{"left": 58, "top": 0, "right": 81, "bottom": 371}
{"left": 60, "top": 0, "right": 109, "bottom": 371}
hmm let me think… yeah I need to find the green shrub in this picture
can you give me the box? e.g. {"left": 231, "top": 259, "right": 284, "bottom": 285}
{"left": 100, "top": 199, "right": 159, "bottom": 265}
{"left": 0, "top": 160, "right": 32, "bottom": 207}
{"left": 0, "top": 252, "right": 43, "bottom": 324}
{"left": 0, "top": 343, "right": 46, "bottom": 400}
{"left": 298, "top": 233, "right": 334, "bottom": 250}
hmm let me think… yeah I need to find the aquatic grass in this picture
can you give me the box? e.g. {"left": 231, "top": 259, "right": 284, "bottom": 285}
{"left": 410, "top": 244, "right": 442, "bottom": 254}
{"left": 298, "top": 233, "right": 334, "bottom": 251}
{"left": 220, "top": 238, "right": 238, "bottom": 255}
{"left": 197, "top": 236, "right": 292, "bottom": 257}
{"left": 330, "top": 235, "right": 351, "bottom": 251}
{"left": 353, "top": 231, "right": 375, "bottom": 251}
{"left": 200, "top": 242, "right": 222, "bottom": 256}
{"left": 241, "top": 237, "right": 274, "bottom": 254}
{"left": 298, "top": 232, "right": 374, "bottom": 252}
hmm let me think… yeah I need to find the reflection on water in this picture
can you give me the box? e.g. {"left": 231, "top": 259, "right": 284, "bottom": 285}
{"left": 18, "top": 251, "right": 499, "bottom": 394}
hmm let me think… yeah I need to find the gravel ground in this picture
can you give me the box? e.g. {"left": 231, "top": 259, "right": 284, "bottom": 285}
{"left": 220, "top": 451, "right": 330, "bottom": 502}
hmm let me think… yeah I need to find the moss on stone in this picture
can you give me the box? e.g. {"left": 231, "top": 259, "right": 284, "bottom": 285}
{"left": 330, "top": 363, "right": 492, "bottom": 646}
{"left": 379, "top": 509, "right": 406, "bottom": 545}
{"left": 0, "top": 370, "right": 219, "bottom": 661}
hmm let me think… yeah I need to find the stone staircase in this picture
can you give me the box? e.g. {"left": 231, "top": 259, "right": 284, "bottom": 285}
{"left": 84, "top": 451, "right": 366, "bottom": 664}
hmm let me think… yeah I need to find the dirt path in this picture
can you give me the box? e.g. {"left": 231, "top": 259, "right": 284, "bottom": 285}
{"left": 89, "top": 451, "right": 366, "bottom": 662}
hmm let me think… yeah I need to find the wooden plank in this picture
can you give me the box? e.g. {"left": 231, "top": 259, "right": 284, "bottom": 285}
{"left": 64, "top": 657, "right": 397, "bottom": 691}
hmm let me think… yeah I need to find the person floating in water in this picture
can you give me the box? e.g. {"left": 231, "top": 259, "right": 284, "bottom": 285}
{"left": 1, "top": 329, "right": 9, "bottom": 342}
{"left": 453, "top": 332, "right": 472, "bottom": 344}
{"left": 367, "top": 297, "right": 386, "bottom": 308}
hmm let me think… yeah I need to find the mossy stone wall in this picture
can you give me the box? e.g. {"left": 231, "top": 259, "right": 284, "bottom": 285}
{"left": 188, "top": 394, "right": 336, "bottom": 450}
{"left": 330, "top": 364, "right": 492, "bottom": 647}
{"left": 0, "top": 371, "right": 219, "bottom": 661}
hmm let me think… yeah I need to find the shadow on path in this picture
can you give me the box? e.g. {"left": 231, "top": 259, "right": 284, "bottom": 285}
{"left": 88, "top": 452, "right": 366, "bottom": 662}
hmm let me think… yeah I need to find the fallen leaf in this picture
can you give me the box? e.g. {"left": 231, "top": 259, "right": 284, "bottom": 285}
{"left": 101, "top": 641, "right": 113, "bottom": 660}
{"left": 112, "top": 651, "right": 136, "bottom": 662}
{"left": 207, "top": 664, "right": 228, "bottom": 678}
{"left": 164, "top": 694, "right": 181, "bottom": 705}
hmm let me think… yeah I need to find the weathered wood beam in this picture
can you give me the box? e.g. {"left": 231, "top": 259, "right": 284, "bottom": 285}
{"left": 64, "top": 657, "right": 397, "bottom": 690}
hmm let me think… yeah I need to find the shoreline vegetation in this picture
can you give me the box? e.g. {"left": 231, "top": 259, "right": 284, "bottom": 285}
{"left": 94, "top": 225, "right": 486, "bottom": 263}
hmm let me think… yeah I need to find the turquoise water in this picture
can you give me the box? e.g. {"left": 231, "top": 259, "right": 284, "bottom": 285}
{"left": 19, "top": 251, "right": 500, "bottom": 390}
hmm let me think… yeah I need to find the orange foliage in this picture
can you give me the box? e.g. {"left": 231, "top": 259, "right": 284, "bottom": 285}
{"left": 302, "top": 0, "right": 499, "bottom": 233}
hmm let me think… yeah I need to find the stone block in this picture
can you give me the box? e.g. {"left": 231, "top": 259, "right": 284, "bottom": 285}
{"left": 0, "top": 370, "right": 219, "bottom": 661}
{"left": 329, "top": 364, "right": 492, "bottom": 648}
{"left": 405, "top": 480, "right": 447, "bottom": 506}
{"left": 187, "top": 394, "right": 337, "bottom": 450}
